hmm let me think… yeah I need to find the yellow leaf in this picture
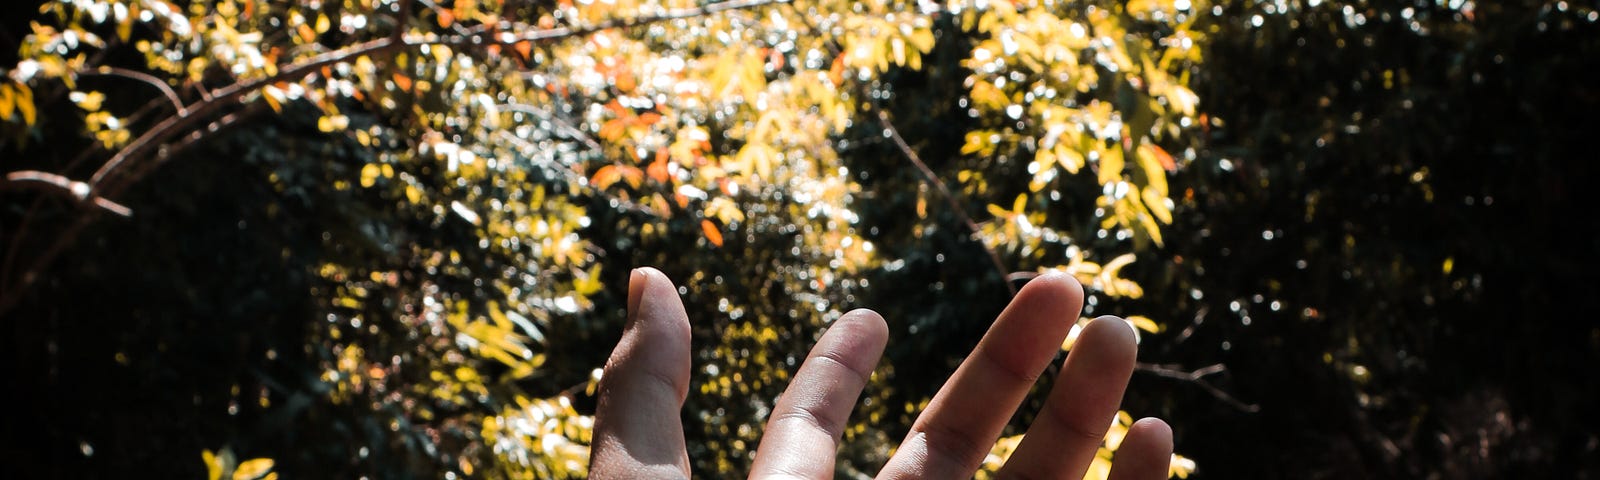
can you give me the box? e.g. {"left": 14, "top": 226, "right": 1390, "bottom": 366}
{"left": 359, "top": 164, "right": 380, "bottom": 188}
{"left": 1136, "top": 144, "right": 1170, "bottom": 197}
{"left": 1057, "top": 145, "right": 1085, "bottom": 173}
{"left": 202, "top": 450, "right": 222, "bottom": 480}
{"left": 706, "top": 197, "right": 746, "bottom": 224}
{"left": 233, "top": 458, "right": 274, "bottom": 480}
{"left": 574, "top": 265, "right": 604, "bottom": 296}
{"left": 0, "top": 84, "right": 13, "bottom": 119}
{"left": 118, "top": 10, "right": 134, "bottom": 40}
{"left": 1098, "top": 145, "right": 1124, "bottom": 185}
{"left": 261, "top": 86, "right": 283, "bottom": 112}
{"left": 1126, "top": 315, "right": 1162, "bottom": 333}
{"left": 986, "top": 203, "right": 1009, "bottom": 219}
{"left": 1170, "top": 453, "right": 1197, "bottom": 478}
{"left": 911, "top": 28, "right": 936, "bottom": 53}
{"left": 1142, "top": 187, "right": 1172, "bottom": 224}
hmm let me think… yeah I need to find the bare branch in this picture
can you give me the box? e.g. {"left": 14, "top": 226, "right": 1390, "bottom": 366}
{"left": 80, "top": 67, "right": 188, "bottom": 116}
{"left": 877, "top": 110, "right": 1019, "bottom": 297}
{"left": 462, "top": 0, "right": 791, "bottom": 45}
{"left": 2, "top": 171, "right": 133, "bottom": 217}
{"left": 1135, "top": 362, "right": 1261, "bottom": 412}
{"left": 499, "top": 103, "right": 604, "bottom": 152}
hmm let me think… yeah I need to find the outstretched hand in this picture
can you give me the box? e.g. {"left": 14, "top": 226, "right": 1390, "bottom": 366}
{"left": 590, "top": 267, "right": 1172, "bottom": 479}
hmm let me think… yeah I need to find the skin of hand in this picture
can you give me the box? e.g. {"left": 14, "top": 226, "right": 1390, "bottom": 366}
{"left": 590, "top": 267, "right": 1174, "bottom": 480}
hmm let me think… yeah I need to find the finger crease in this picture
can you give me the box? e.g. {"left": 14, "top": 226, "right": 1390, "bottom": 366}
{"left": 810, "top": 351, "right": 873, "bottom": 385}
{"left": 975, "top": 347, "right": 1045, "bottom": 386}
{"left": 1044, "top": 402, "right": 1109, "bottom": 443}
{"left": 915, "top": 421, "right": 990, "bottom": 472}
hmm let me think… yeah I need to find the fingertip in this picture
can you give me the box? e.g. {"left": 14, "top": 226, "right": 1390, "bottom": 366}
{"left": 1085, "top": 315, "right": 1139, "bottom": 354}
{"left": 1001, "top": 271, "right": 1087, "bottom": 336}
{"left": 627, "top": 266, "right": 689, "bottom": 327}
{"left": 839, "top": 308, "right": 889, "bottom": 339}
{"left": 820, "top": 309, "right": 889, "bottom": 376}
{"left": 1128, "top": 417, "right": 1174, "bottom": 448}
{"left": 1021, "top": 270, "right": 1086, "bottom": 301}
{"left": 1105, "top": 418, "right": 1174, "bottom": 480}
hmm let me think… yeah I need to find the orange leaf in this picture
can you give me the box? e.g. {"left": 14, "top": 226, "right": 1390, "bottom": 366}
{"left": 392, "top": 73, "right": 412, "bottom": 91}
{"left": 701, "top": 219, "right": 724, "bottom": 247}
{"left": 598, "top": 119, "right": 627, "bottom": 142}
{"left": 437, "top": 9, "right": 454, "bottom": 28}
{"left": 512, "top": 41, "right": 532, "bottom": 62}
{"left": 614, "top": 69, "right": 637, "bottom": 92}
{"left": 591, "top": 165, "right": 621, "bottom": 190}
{"left": 1150, "top": 145, "right": 1177, "bottom": 171}
{"left": 603, "top": 99, "right": 628, "bottom": 117}
{"left": 647, "top": 158, "right": 670, "bottom": 183}
{"left": 616, "top": 165, "right": 644, "bottom": 189}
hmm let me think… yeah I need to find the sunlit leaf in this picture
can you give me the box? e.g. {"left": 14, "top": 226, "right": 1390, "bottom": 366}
{"left": 232, "top": 458, "right": 274, "bottom": 480}
{"left": 701, "top": 219, "right": 724, "bottom": 247}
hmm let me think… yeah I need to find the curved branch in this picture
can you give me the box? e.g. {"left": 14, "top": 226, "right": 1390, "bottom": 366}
{"left": 79, "top": 67, "right": 188, "bottom": 116}
{"left": 1, "top": 171, "right": 132, "bottom": 217}
{"left": 1135, "top": 362, "right": 1261, "bottom": 412}
{"left": 877, "top": 110, "right": 1018, "bottom": 297}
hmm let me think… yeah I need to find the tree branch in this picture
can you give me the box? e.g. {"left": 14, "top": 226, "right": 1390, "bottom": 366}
{"left": 1, "top": 171, "right": 132, "bottom": 217}
{"left": 79, "top": 66, "right": 188, "bottom": 116}
{"left": 877, "top": 110, "right": 1018, "bottom": 297}
{"left": 87, "top": 0, "right": 792, "bottom": 196}
{"left": 1135, "top": 362, "right": 1260, "bottom": 412}
{"left": 2, "top": 0, "right": 790, "bottom": 317}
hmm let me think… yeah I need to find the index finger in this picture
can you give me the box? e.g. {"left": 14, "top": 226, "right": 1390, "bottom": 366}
{"left": 876, "top": 272, "right": 1084, "bottom": 480}
{"left": 749, "top": 309, "right": 889, "bottom": 479}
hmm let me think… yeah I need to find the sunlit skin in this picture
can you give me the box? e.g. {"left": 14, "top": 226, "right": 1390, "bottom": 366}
{"left": 591, "top": 267, "right": 1173, "bottom": 479}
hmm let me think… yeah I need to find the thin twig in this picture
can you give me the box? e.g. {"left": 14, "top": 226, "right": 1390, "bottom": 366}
{"left": 877, "top": 110, "right": 1018, "bottom": 297}
{"left": 499, "top": 103, "right": 603, "bottom": 152}
{"left": 80, "top": 67, "right": 188, "bottom": 116}
{"left": 1, "top": 171, "right": 133, "bottom": 217}
{"left": 1135, "top": 362, "right": 1260, "bottom": 412}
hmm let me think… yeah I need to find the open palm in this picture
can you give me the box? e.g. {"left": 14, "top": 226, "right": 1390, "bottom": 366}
{"left": 589, "top": 267, "right": 1172, "bottom": 479}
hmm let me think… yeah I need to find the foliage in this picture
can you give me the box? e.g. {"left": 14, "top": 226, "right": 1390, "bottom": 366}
{"left": 2, "top": 0, "right": 1206, "bottom": 476}
{"left": 10, "top": 0, "right": 1596, "bottom": 478}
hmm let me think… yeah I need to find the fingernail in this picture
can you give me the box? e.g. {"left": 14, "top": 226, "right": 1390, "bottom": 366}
{"left": 627, "top": 268, "right": 648, "bottom": 324}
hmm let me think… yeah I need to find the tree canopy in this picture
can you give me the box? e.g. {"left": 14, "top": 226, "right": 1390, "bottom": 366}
{"left": 3, "top": 0, "right": 1598, "bottom": 478}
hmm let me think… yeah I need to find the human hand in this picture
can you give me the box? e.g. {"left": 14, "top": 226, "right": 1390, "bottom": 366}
{"left": 590, "top": 267, "right": 1173, "bottom": 479}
